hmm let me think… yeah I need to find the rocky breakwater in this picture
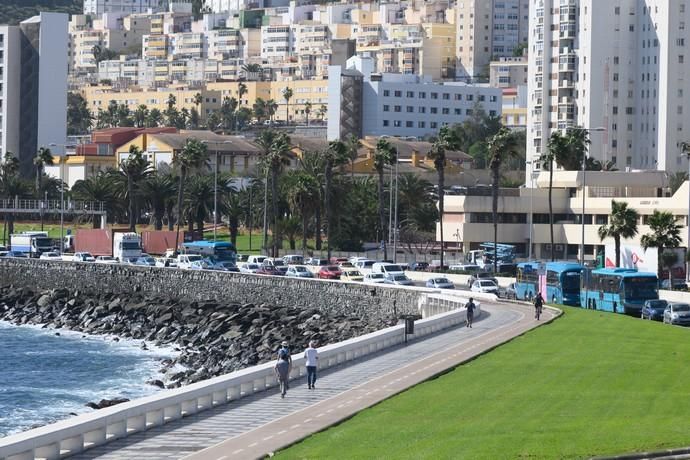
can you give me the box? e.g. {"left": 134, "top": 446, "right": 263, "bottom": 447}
{"left": 0, "top": 286, "right": 399, "bottom": 388}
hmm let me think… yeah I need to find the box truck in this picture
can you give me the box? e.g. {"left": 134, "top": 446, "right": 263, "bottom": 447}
{"left": 10, "top": 231, "right": 54, "bottom": 257}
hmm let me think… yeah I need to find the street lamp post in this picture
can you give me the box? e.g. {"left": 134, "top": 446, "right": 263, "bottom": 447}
{"left": 202, "top": 140, "right": 233, "bottom": 242}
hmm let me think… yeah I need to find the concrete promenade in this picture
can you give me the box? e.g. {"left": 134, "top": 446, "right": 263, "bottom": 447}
{"left": 71, "top": 302, "right": 555, "bottom": 460}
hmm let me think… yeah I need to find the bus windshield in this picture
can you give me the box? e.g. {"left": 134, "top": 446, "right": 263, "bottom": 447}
{"left": 561, "top": 271, "right": 581, "bottom": 292}
{"left": 623, "top": 278, "right": 658, "bottom": 300}
{"left": 213, "top": 247, "right": 235, "bottom": 261}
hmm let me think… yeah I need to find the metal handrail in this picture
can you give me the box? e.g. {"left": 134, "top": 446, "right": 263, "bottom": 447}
{"left": 0, "top": 198, "right": 106, "bottom": 214}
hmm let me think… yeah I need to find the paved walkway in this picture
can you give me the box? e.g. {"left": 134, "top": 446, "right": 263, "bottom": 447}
{"left": 72, "top": 303, "right": 555, "bottom": 460}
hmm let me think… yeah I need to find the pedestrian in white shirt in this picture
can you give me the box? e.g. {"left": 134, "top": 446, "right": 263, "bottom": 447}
{"left": 304, "top": 341, "right": 318, "bottom": 389}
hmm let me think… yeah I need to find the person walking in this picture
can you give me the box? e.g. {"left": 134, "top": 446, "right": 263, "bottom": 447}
{"left": 274, "top": 349, "right": 290, "bottom": 398}
{"left": 534, "top": 292, "right": 544, "bottom": 320}
{"left": 278, "top": 340, "right": 293, "bottom": 372}
{"left": 304, "top": 340, "right": 318, "bottom": 389}
{"left": 465, "top": 297, "right": 476, "bottom": 328}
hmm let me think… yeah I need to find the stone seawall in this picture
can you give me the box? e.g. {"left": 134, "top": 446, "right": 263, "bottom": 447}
{"left": 0, "top": 259, "right": 421, "bottom": 320}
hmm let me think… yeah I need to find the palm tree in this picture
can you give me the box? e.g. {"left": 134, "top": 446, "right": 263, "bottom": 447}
{"left": 193, "top": 92, "right": 203, "bottom": 110}
{"left": 266, "top": 132, "right": 292, "bottom": 256}
{"left": 324, "top": 140, "right": 349, "bottom": 260}
{"left": 669, "top": 171, "right": 689, "bottom": 195}
{"left": 279, "top": 216, "right": 301, "bottom": 250}
{"left": 253, "top": 98, "right": 268, "bottom": 124}
{"left": 184, "top": 175, "right": 215, "bottom": 233}
{"left": 304, "top": 101, "right": 312, "bottom": 126}
{"left": 173, "top": 138, "right": 209, "bottom": 252}
{"left": 487, "top": 127, "right": 521, "bottom": 272}
{"left": 373, "top": 139, "right": 397, "bottom": 260}
{"left": 0, "top": 154, "right": 28, "bottom": 237}
{"left": 223, "top": 190, "right": 243, "bottom": 247}
{"left": 543, "top": 132, "right": 566, "bottom": 261}
{"left": 33, "top": 147, "right": 54, "bottom": 196}
{"left": 238, "top": 82, "right": 248, "bottom": 106}
{"left": 641, "top": 210, "right": 683, "bottom": 282}
{"left": 428, "top": 126, "right": 461, "bottom": 269}
{"left": 242, "top": 63, "right": 263, "bottom": 81}
{"left": 119, "top": 145, "right": 152, "bottom": 232}
{"left": 220, "top": 96, "right": 238, "bottom": 133}
{"left": 299, "top": 150, "right": 325, "bottom": 250}
{"left": 660, "top": 250, "right": 679, "bottom": 288}
{"left": 71, "top": 172, "right": 121, "bottom": 228}
{"left": 267, "top": 99, "right": 278, "bottom": 125}
{"left": 139, "top": 173, "right": 176, "bottom": 230}
{"left": 345, "top": 134, "right": 361, "bottom": 180}
{"left": 597, "top": 200, "right": 639, "bottom": 267}
{"left": 282, "top": 87, "right": 293, "bottom": 125}
{"left": 318, "top": 104, "right": 327, "bottom": 121}
{"left": 287, "top": 172, "right": 319, "bottom": 254}
{"left": 146, "top": 108, "right": 163, "bottom": 128}
{"left": 133, "top": 104, "right": 149, "bottom": 128}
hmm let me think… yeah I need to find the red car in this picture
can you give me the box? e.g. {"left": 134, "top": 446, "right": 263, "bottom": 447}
{"left": 318, "top": 265, "right": 342, "bottom": 280}
{"left": 256, "top": 265, "right": 284, "bottom": 276}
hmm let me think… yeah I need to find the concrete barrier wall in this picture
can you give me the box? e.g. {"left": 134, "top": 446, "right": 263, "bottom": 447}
{"left": 0, "top": 295, "right": 473, "bottom": 460}
{"left": 0, "top": 259, "right": 421, "bottom": 321}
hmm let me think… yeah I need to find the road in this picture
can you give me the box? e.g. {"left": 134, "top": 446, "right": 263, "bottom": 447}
{"left": 71, "top": 302, "right": 554, "bottom": 460}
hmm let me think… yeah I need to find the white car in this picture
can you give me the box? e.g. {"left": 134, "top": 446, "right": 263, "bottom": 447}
{"left": 155, "top": 257, "right": 177, "bottom": 268}
{"left": 177, "top": 254, "right": 204, "bottom": 269}
{"left": 239, "top": 263, "right": 261, "bottom": 274}
{"left": 94, "top": 256, "right": 118, "bottom": 264}
{"left": 354, "top": 259, "right": 375, "bottom": 270}
{"left": 363, "top": 273, "right": 386, "bottom": 284}
{"left": 73, "top": 252, "right": 96, "bottom": 262}
{"left": 39, "top": 251, "right": 62, "bottom": 261}
{"left": 286, "top": 265, "right": 314, "bottom": 278}
{"left": 471, "top": 279, "right": 499, "bottom": 294}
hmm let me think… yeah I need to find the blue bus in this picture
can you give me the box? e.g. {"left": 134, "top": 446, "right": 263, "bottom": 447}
{"left": 515, "top": 262, "right": 583, "bottom": 306}
{"left": 580, "top": 268, "right": 658, "bottom": 315}
{"left": 182, "top": 241, "right": 236, "bottom": 263}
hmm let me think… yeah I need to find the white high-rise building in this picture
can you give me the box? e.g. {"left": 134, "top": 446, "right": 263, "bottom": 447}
{"left": 527, "top": 0, "right": 690, "bottom": 181}
{"left": 83, "top": 0, "right": 161, "bottom": 15}
{"left": 456, "top": 0, "right": 530, "bottom": 82}
{"left": 0, "top": 13, "right": 68, "bottom": 177}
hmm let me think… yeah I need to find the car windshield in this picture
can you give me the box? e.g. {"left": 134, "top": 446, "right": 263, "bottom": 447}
{"left": 348, "top": 271, "right": 362, "bottom": 276}
{"left": 295, "top": 266, "right": 308, "bottom": 272}
{"left": 247, "top": 264, "right": 259, "bottom": 269}
{"left": 647, "top": 300, "right": 667, "bottom": 308}
{"left": 272, "top": 260, "right": 285, "bottom": 266}
{"left": 384, "top": 265, "right": 404, "bottom": 272}
{"left": 435, "top": 278, "right": 449, "bottom": 284}
{"left": 186, "top": 255, "right": 203, "bottom": 262}
{"left": 369, "top": 274, "right": 384, "bottom": 279}
{"left": 674, "top": 304, "right": 690, "bottom": 312}
{"left": 326, "top": 266, "right": 339, "bottom": 271}
{"left": 480, "top": 280, "right": 496, "bottom": 286}
{"left": 393, "top": 275, "right": 407, "bottom": 281}
{"left": 561, "top": 271, "right": 581, "bottom": 292}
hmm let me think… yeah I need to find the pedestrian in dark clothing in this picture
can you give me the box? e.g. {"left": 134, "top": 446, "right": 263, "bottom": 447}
{"left": 278, "top": 340, "right": 292, "bottom": 373}
{"left": 534, "top": 292, "right": 544, "bottom": 320}
{"left": 304, "top": 340, "right": 318, "bottom": 389}
{"left": 465, "top": 297, "right": 476, "bottom": 328}
{"left": 274, "top": 349, "right": 290, "bottom": 398}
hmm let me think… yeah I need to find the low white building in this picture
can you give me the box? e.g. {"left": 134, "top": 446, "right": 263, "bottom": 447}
{"left": 440, "top": 170, "right": 690, "bottom": 262}
{"left": 328, "top": 56, "right": 502, "bottom": 140}
{"left": 83, "top": 0, "right": 161, "bottom": 15}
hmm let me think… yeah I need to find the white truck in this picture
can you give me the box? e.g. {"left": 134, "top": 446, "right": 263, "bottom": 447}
{"left": 113, "top": 232, "right": 142, "bottom": 262}
{"left": 10, "top": 232, "right": 54, "bottom": 258}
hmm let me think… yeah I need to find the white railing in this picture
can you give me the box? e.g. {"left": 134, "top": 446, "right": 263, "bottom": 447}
{"left": 0, "top": 297, "right": 472, "bottom": 460}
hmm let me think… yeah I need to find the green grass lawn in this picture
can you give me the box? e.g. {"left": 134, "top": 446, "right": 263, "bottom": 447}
{"left": 278, "top": 307, "right": 690, "bottom": 459}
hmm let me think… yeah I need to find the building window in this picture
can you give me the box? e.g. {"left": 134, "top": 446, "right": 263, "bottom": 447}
{"left": 394, "top": 90, "right": 402, "bottom": 97}
{"left": 406, "top": 121, "right": 414, "bottom": 127}
{"left": 383, "top": 90, "right": 390, "bottom": 97}
{"left": 406, "top": 91, "right": 414, "bottom": 97}
{"left": 454, "top": 108, "right": 462, "bottom": 115}
{"left": 418, "top": 107, "right": 426, "bottom": 113}
{"left": 442, "top": 108, "right": 450, "bottom": 114}
{"left": 383, "top": 120, "right": 389, "bottom": 126}
{"left": 394, "top": 105, "right": 401, "bottom": 112}
{"left": 454, "top": 94, "right": 462, "bottom": 100}
{"left": 394, "top": 120, "right": 402, "bottom": 127}
{"left": 418, "top": 92, "right": 426, "bottom": 98}
{"left": 442, "top": 93, "right": 450, "bottom": 100}
{"left": 407, "top": 106, "right": 414, "bottom": 113}
{"left": 383, "top": 105, "right": 390, "bottom": 112}
{"left": 430, "top": 122, "right": 438, "bottom": 128}
{"left": 430, "top": 107, "right": 438, "bottom": 114}
{"left": 418, "top": 121, "right": 425, "bottom": 128}
{"left": 430, "top": 92, "right": 438, "bottom": 99}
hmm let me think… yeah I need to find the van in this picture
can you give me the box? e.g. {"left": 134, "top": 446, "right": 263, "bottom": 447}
{"left": 371, "top": 263, "right": 405, "bottom": 277}
{"left": 247, "top": 255, "right": 267, "bottom": 265}
{"left": 283, "top": 254, "right": 304, "bottom": 265}
{"left": 353, "top": 259, "right": 375, "bottom": 269}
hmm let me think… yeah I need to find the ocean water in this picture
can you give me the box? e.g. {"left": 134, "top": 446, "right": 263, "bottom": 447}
{"left": 0, "top": 321, "right": 176, "bottom": 437}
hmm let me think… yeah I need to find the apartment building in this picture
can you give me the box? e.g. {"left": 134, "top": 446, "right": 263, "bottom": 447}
{"left": 527, "top": 0, "right": 690, "bottom": 182}
{"left": 490, "top": 56, "right": 529, "bottom": 88}
{"left": 456, "top": 0, "right": 530, "bottom": 82}
{"left": 328, "top": 56, "right": 501, "bottom": 140}
{"left": 83, "top": 0, "right": 161, "bottom": 15}
{"left": 0, "top": 13, "right": 68, "bottom": 178}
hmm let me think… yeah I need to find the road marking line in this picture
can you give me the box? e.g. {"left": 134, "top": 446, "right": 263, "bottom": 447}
{"left": 249, "top": 442, "right": 258, "bottom": 448}
{"left": 304, "top": 418, "right": 313, "bottom": 423}
{"left": 290, "top": 424, "right": 301, "bottom": 429}
{"left": 263, "top": 435, "right": 274, "bottom": 441}
{"left": 217, "top": 456, "right": 229, "bottom": 460}
{"left": 316, "top": 413, "right": 325, "bottom": 418}
{"left": 278, "top": 430, "right": 287, "bottom": 435}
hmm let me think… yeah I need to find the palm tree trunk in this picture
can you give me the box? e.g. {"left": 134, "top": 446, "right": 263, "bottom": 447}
{"left": 301, "top": 205, "right": 308, "bottom": 256}
{"left": 229, "top": 217, "right": 238, "bottom": 247}
{"left": 128, "top": 175, "right": 136, "bottom": 232}
{"left": 325, "top": 160, "right": 332, "bottom": 261}
{"left": 351, "top": 160, "right": 355, "bottom": 181}
{"left": 492, "top": 166, "right": 499, "bottom": 273}
{"left": 438, "top": 167, "right": 445, "bottom": 269}
{"left": 378, "top": 169, "right": 387, "bottom": 260}
{"left": 548, "top": 165, "right": 555, "bottom": 262}
{"left": 35, "top": 166, "right": 41, "bottom": 197}
{"left": 8, "top": 213, "right": 15, "bottom": 237}
{"left": 271, "top": 168, "right": 278, "bottom": 257}
{"left": 658, "top": 245, "right": 664, "bottom": 283}
{"left": 174, "top": 169, "right": 186, "bottom": 254}
{"left": 614, "top": 235, "right": 621, "bottom": 267}
{"left": 315, "top": 205, "right": 322, "bottom": 250}
{"left": 154, "top": 211, "right": 163, "bottom": 231}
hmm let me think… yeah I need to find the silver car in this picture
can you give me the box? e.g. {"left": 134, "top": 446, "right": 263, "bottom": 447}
{"left": 286, "top": 265, "right": 314, "bottom": 278}
{"left": 384, "top": 273, "right": 414, "bottom": 286}
{"left": 663, "top": 303, "right": 690, "bottom": 326}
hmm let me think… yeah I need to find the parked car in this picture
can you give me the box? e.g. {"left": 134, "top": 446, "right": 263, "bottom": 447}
{"left": 499, "top": 282, "right": 517, "bottom": 299}
{"left": 384, "top": 273, "right": 414, "bottom": 286}
{"left": 239, "top": 263, "right": 261, "bottom": 274}
{"left": 263, "top": 257, "right": 288, "bottom": 275}
{"left": 353, "top": 259, "right": 375, "bottom": 269}
{"left": 661, "top": 279, "right": 688, "bottom": 290}
{"left": 39, "top": 251, "right": 62, "bottom": 261}
{"left": 641, "top": 299, "right": 669, "bottom": 321}
{"left": 410, "top": 262, "right": 430, "bottom": 271}
{"left": 283, "top": 254, "right": 304, "bottom": 265}
{"left": 177, "top": 254, "right": 204, "bottom": 270}
{"left": 207, "top": 260, "right": 239, "bottom": 272}
{"left": 188, "top": 260, "right": 210, "bottom": 270}
{"left": 468, "top": 272, "right": 498, "bottom": 287}
{"left": 307, "top": 258, "right": 329, "bottom": 267}
{"left": 371, "top": 263, "right": 405, "bottom": 277}
{"left": 236, "top": 254, "right": 250, "bottom": 263}
{"left": 155, "top": 257, "right": 177, "bottom": 268}
{"left": 318, "top": 265, "right": 342, "bottom": 280}
{"left": 5, "top": 251, "right": 28, "bottom": 258}
{"left": 94, "top": 255, "right": 118, "bottom": 264}
{"left": 246, "top": 255, "right": 267, "bottom": 265}
{"left": 341, "top": 269, "right": 364, "bottom": 282}
{"left": 449, "top": 263, "right": 481, "bottom": 272}
{"left": 663, "top": 303, "right": 690, "bottom": 326}
{"left": 286, "top": 265, "right": 314, "bottom": 278}
{"left": 256, "top": 265, "right": 284, "bottom": 276}
{"left": 426, "top": 277, "right": 455, "bottom": 289}
{"left": 73, "top": 252, "right": 96, "bottom": 262}
{"left": 135, "top": 256, "right": 157, "bottom": 266}
{"left": 331, "top": 257, "right": 349, "bottom": 265}
{"left": 363, "top": 273, "right": 386, "bottom": 284}
{"left": 470, "top": 279, "right": 499, "bottom": 294}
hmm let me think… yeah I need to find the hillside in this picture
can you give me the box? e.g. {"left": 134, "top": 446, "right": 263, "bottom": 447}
{"left": 1, "top": 0, "right": 82, "bottom": 25}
